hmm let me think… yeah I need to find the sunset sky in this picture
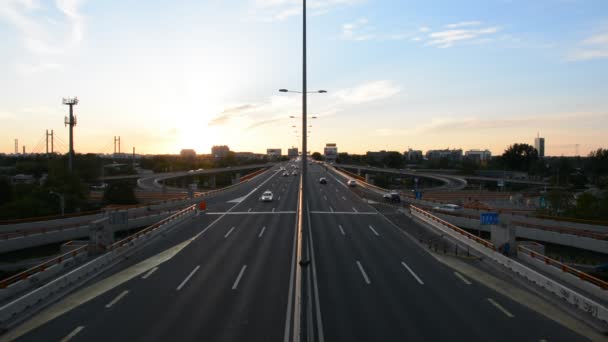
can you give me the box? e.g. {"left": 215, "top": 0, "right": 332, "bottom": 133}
{"left": 1, "top": 0, "right": 607, "bottom": 156}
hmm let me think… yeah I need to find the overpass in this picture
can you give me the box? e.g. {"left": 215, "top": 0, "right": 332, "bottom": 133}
{"left": 0, "top": 163, "right": 604, "bottom": 341}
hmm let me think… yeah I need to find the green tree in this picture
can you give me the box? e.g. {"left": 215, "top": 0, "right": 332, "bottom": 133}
{"left": 103, "top": 180, "right": 137, "bottom": 205}
{"left": 383, "top": 152, "right": 405, "bottom": 169}
{"left": 502, "top": 143, "right": 538, "bottom": 172}
{"left": 311, "top": 152, "right": 323, "bottom": 161}
{"left": 0, "top": 177, "right": 11, "bottom": 205}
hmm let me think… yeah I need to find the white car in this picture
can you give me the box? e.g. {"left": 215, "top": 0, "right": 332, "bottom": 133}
{"left": 260, "top": 191, "right": 274, "bottom": 202}
{"left": 282, "top": 171, "right": 290, "bottom": 177}
{"left": 292, "top": 171, "right": 298, "bottom": 176}
{"left": 347, "top": 180, "right": 357, "bottom": 187}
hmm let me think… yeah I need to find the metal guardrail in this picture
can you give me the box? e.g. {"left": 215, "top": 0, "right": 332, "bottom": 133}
{"left": 0, "top": 245, "right": 87, "bottom": 289}
{"left": 518, "top": 245, "right": 608, "bottom": 290}
{"left": 410, "top": 205, "right": 496, "bottom": 250}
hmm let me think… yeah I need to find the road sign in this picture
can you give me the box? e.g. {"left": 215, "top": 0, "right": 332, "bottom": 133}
{"left": 415, "top": 191, "right": 423, "bottom": 200}
{"left": 480, "top": 212, "right": 499, "bottom": 225}
{"left": 539, "top": 196, "right": 547, "bottom": 209}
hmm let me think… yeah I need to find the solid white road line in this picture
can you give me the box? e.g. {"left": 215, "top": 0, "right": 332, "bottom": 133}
{"left": 60, "top": 326, "right": 84, "bottom": 342}
{"left": 232, "top": 265, "right": 247, "bottom": 290}
{"left": 307, "top": 201, "right": 325, "bottom": 342}
{"left": 259, "top": 226, "right": 266, "bottom": 238}
{"left": 401, "top": 262, "right": 424, "bottom": 285}
{"left": 141, "top": 267, "right": 158, "bottom": 280}
{"left": 368, "top": 225, "right": 380, "bottom": 236}
{"left": 454, "top": 272, "right": 472, "bottom": 285}
{"left": 352, "top": 207, "right": 358, "bottom": 213}
{"left": 176, "top": 265, "right": 200, "bottom": 291}
{"left": 338, "top": 224, "right": 345, "bottom": 236}
{"left": 487, "top": 298, "right": 515, "bottom": 318}
{"left": 105, "top": 290, "right": 129, "bottom": 309}
{"left": 224, "top": 226, "right": 236, "bottom": 238}
{"left": 356, "top": 261, "right": 371, "bottom": 284}
{"left": 309, "top": 211, "right": 376, "bottom": 215}
{"left": 207, "top": 211, "right": 296, "bottom": 215}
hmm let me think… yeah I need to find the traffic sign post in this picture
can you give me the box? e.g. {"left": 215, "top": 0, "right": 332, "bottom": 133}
{"left": 480, "top": 212, "right": 499, "bottom": 225}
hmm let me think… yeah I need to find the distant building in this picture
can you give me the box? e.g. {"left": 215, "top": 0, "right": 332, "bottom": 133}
{"left": 287, "top": 147, "right": 299, "bottom": 158}
{"left": 211, "top": 145, "right": 230, "bottom": 158}
{"left": 180, "top": 149, "right": 196, "bottom": 158}
{"left": 534, "top": 133, "right": 545, "bottom": 158}
{"left": 366, "top": 151, "right": 392, "bottom": 163}
{"left": 465, "top": 149, "right": 492, "bottom": 162}
{"left": 405, "top": 149, "right": 423, "bottom": 162}
{"left": 235, "top": 152, "right": 261, "bottom": 160}
{"left": 425, "top": 149, "right": 463, "bottom": 161}
{"left": 324, "top": 143, "right": 338, "bottom": 162}
{"left": 267, "top": 148, "right": 282, "bottom": 159}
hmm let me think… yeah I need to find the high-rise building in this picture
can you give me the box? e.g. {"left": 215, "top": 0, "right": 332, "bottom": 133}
{"left": 405, "top": 149, "right": 423, "bottom": 162}
{"left": 324, "top": 143, "right": 338, "bottom": 162}
{"left": 287, "top": 147, "right": 299, "bottom": 158}
{"left": 211, "top": 145, "right": 230, "bottom": 158}
{"left": 534, "top": 133, "right": 545, "bottom": 158}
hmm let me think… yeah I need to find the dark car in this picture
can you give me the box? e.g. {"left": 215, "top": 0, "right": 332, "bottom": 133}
{"left": 383, "top": 191, "right": 401, "bottom": 203}
{"left": 319, "top": 177, "right": 327, "bottom": 184}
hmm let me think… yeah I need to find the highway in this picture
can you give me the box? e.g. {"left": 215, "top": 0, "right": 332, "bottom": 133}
{"left": 6, "top": 163, "right": 589, "bottom": 341}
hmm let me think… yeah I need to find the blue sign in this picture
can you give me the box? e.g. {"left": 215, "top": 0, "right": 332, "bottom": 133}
{"left": 480, "top": 212, "right": 499, "bottom": 225}
{"left": 415, "top": 191, "right": 423, "bottom": 200}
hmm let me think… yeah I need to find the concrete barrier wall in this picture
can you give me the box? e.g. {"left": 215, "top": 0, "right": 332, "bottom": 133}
{"left": 0, "top": 207, "right": 195, "bottom": 328}
{"left": 0, "top": 213, "right": 172, "bottom": 254}
{"left": 517, "top": 252, "right": 607, "bottom": 302}
{"left": 411, "top": 208, "right": 608, "bottom": 326}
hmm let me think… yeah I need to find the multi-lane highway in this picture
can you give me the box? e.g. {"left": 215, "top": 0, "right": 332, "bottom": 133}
{"left": 6, "top": 163, "right": 589, "bottom": 341}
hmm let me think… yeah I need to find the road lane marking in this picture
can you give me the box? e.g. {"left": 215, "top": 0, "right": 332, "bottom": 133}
{"left": 207, "top": 211, "right": 296, "bottom": 215}
{"left": 248, "top": 208, "right": 252, "bottom": 212}
{"left": 487, "top": 298, "right": 515, "bottom": 318}
{"left": 177, "top": 265, "right": 200, "bottom": 291}
{"left": 330, "top": 206, "right": 334, "bottom": 213}
{"left": 323, "top": 195, "right": 327, "bottom": 201}
{"left": 335, "top": 189, "right": 338, "bottom": 193}
{"left": 259, "top": 226, "right": 266, "bottom": 238}
{"left": 454, "top": 272, "right": 472, "bottom": 285}
{"left": 401, "top": 262, "right": 424, "bottom": 285}
{"left": 309, "top": 211, "right": 376, "bottom": 215}
{"left": 368, "top": 225, "right": 380, "bottom": 236}
{"left": 60, "top": 326, "right": 84, "bottom": 342}
{"left": 272, "top": 207, "right": 276, "bottom": 212}
{"left": 352, "top": 207, "right": 358, "bottom": 213}
{"left": 338, "top": 225, "right": 345, "bottom": 236}
{"left": 278, "top": 195, "right": 281, "bottom": 200}
{"left": 141, "top": 267, "right": 158, "bottom": 280}
{"left": 224, "top": 226, "right": 236, "bottom": 238}
{"left": 232, "top": 265, "right": 247, "bottom": 290}
{"left": 105, "top": 290, "right": 129, "bottom": 308}
{"left": 356, "top": 261, "right": 371, "bottom": 284}
{"left": 342, "top": 196, "right": 346, "bottom": 201}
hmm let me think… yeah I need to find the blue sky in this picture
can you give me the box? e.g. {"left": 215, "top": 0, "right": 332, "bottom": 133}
{"left": 1, "top": 0, "right": 607, "bottom": 156}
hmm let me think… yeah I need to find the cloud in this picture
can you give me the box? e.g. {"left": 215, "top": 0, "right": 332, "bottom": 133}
{"left": 0, "top": 0, "right": 87, "bottom": 72}
{"left": 418, "top": 26, "right": 430, "bottom": 33}
{"left": 208, "top": 104, "right": 261, "bottom": 126}
{"left": 333, "top": 80, "right": 401, "bottom": 104}
{"left": 569, "top": 32, "right": 608, "bottom": 61}
{"left": 342, "top": 18, "right": 375, "bottom": 41}
{"left": 445, "top": 21, "right": 481, "bottom": 29}
{"left": 252, "top": 0, "right": 362, "bottom": 21}
{"left": 424, "top": 23, "right": 501, "bottom": 48}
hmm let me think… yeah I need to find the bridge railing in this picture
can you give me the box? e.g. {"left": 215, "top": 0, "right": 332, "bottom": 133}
{"left": 518, "top": 245, "right": 608, "bottom": 290}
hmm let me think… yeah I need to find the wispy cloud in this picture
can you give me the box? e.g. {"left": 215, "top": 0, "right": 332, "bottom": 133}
{"left": 424, "top": 23, "right": 500, "bottom": 48}
{"left": 0, "top": 0, "right": 87, "bottom": 72}
{"left": 569, "top": 32, "right": 608, "bottom": 61}
{"left": 342, "top": 18, "right": 375, "bottom": 41}
{"left": 333, "top": 80, "right": 401, "bottom": 104}
{"left": 252, "top": 0, "right": 362, "bottom": 21}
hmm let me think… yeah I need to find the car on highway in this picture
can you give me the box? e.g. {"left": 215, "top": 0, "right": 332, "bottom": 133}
{"left": 260, "top": 190, "right": 273, "bottom": 202}
{"left": 383, "top": 191, "right": 401, "bottom": 203}
{"left": 282, "top": 171, "right": 289, "bottom": 177}
{"left": 347, "top": 179, "right": 357, "bottom": 187}
{"left": 319, "top": 177, "right": 327, "bottom": 184}
{"left": 433, "top": 204, "right": 463, "bottom": 212}
{"left": 292, "top": 170, "right": 298, "bottom": 176}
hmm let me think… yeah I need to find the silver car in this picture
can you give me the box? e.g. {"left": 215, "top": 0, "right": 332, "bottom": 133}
{"left": 260, "top": 191, "right": 274, "bottom": 202}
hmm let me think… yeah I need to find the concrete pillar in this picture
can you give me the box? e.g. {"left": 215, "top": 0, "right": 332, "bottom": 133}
{"left": 365, "top": 173, "right": 374, "bottom": 185}
{"left": 357, "top": 168, "right": 361, "bottom": 176}
{"left": 88, "top": 217, "right": 113, "bottom": 254}
{"left": 491, "top": 223, "right": 516, "bottom": 256}
{"left": 232, "top": 173, "right": 241, "bottom": 185}
{"left": 209, "top": 175, "right": 216, "bottom": 188}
